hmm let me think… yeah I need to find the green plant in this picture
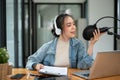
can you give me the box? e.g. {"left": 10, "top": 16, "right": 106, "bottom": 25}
{"left": 0, "top": 48, "right": 9, "bottom": 64}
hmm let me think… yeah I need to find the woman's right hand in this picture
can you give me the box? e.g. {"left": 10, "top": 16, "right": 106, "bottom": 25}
{"left": 35, "top": 64, "right": 44, "bottom": 71}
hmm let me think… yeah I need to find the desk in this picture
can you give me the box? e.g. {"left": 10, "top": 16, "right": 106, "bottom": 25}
{"left": 7, "top": 68, "right": 120, "bottom": 80}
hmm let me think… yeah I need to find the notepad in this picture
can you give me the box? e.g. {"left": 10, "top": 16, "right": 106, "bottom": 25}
{"left": 39, "top": 66, "right": 68, "bottom": 76}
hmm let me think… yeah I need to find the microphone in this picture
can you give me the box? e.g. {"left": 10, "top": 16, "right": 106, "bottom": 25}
{"left": 82, "top": 24, "right": 112, "bottom": 40}
{"left": 82, "top": 16, "right": 120, "bottom": 41}
{"left": 99, "top": 27, "right": 112, "bottom": 33}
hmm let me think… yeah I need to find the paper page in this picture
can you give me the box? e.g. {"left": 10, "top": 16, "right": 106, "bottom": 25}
{"left": 39, "top": 66, "right": 68, "bottom": 76}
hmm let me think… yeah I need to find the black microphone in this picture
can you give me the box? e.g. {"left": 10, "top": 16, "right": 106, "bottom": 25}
{"left": 82, "top": 24, "right": 112, "bottom": 40}
{"left": 82, "top": 16, "right": 120, "bottom": 41}
{"left": 99, "top": 27, "right": 112, "bottom": 33}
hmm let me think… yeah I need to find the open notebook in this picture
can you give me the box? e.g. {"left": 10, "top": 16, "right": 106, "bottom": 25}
{"left": 73, "top": 51, "right": 120, "bottom": 79}
{"left": 39, "top": 66, "right": 67, "bottom": 76}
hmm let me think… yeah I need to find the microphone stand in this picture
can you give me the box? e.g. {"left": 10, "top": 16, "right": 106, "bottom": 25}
{"left": 94, "top": 16, "right": 120, "bottom": 25}
{"left": 94, "top": 16, "right": 120, "bottom": 40}
{"left": 107, "top": 31, "right": 120, "bottom": 39}
{"left": 82, "top": 16, "right": 120, "bottom": 40}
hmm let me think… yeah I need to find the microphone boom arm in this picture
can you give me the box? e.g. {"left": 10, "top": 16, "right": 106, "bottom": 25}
{"left": 95, "top": 16, "right": 120, "bottom": 25}
{"left": 107, "top": 31, "right": 120, "bottom": 39}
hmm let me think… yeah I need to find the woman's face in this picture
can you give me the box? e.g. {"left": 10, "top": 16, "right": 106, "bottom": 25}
{"left": 61, "top": 16, "right": 76, "bottom": 39}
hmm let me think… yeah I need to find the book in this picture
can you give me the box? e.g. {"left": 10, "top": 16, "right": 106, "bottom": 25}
{"left": 39, "top": 66, "right": 68, "bottom": 76}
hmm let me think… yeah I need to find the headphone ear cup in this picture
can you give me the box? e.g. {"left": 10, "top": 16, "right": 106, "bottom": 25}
{"left": 54, "top": 16, "right": 61, "bottom": 35}
{"left": 55, "top": 28, "right": 61, "bottom": 35}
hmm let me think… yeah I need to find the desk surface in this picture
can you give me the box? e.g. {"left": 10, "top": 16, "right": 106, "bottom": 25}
{"left": 7, "top": 68, "right": 120, "bottom": 80}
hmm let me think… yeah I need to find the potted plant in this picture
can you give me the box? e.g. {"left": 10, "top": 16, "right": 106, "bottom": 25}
{"left": 0, "top": 47, "right": 9, "bottom": 63}
{"left": 0, "top": 47, "right": 12, "bottom": 79}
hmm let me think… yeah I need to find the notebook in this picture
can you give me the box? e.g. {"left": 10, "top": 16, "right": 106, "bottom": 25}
{"left": 73, "top": 51, "right": 120, "bottom": 79}
{"left": 39, "top": 66, "right": 67, "bottom": 76}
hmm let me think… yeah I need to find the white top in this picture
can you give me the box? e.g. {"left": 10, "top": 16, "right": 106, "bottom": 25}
{"left": 54, "top": 38, "right": 70, "bottom": 67}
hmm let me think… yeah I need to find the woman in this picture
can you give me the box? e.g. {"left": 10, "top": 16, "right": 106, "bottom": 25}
{"left": 26, "top": 13, "right": 101, "bottom": 71}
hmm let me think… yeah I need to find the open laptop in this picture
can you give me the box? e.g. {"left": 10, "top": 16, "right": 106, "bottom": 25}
{"left": 73, "top": 51, "right": 120, "bottom": 79}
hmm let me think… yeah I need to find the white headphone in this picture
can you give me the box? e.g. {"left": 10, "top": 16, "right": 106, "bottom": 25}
{"left": 54, "top": 16, "right": 61, "bottom": 35}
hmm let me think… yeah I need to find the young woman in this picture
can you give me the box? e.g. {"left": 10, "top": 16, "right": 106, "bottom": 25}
{"left": 26, "top": 13, "right": 101, "bottom": 71}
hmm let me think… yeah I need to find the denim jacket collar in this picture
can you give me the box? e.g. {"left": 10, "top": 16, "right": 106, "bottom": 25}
{"left": 70, "top": 38, "right": 79, "bottom": 47}
{"left": 46, "top": 37, "right": 79, "bottom": 55}
{"left": 46, "top": 38, "right": 58, "bottom": 54}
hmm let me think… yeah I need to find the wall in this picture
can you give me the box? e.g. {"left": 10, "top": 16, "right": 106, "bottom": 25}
{"left": 88, "top": 0, "right": 114, "bottom": 59}
{"left": 117, "top": 40, "right": 120, "bottom": 50}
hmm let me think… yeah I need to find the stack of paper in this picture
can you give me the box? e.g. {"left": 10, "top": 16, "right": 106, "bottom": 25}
{"left": 39, "top": 66, "right": 68, "bottom": 76}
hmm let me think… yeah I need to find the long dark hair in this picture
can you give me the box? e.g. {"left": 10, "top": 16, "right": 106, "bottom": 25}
{"left": 51, "top": 13, "right": 73, "bottom": 37}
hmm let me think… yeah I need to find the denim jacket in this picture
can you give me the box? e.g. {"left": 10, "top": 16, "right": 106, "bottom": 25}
{"left": 26, "top": 38, "right": 93, "bottom": 70}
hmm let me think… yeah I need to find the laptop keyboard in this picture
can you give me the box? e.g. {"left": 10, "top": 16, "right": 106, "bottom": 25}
{"left": 82, "top": 73, "right": 89, "bottom": 77}
{"left": 73, "top": 70, "right": 90, "bottom": 78}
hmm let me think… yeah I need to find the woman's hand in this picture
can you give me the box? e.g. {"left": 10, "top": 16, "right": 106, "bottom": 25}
{"left": 87, "top": 29, "right": 105, "bottom": 56}
{"left": 35, "top": 64, "right": 44, "bottom": 71}
{"left": 89, "top": 29, "right": 101, "bottom": 45}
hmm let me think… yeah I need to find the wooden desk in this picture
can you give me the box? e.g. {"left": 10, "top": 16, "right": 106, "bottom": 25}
{"left": 7, "top": 68, "right": 120, "bottom": 80}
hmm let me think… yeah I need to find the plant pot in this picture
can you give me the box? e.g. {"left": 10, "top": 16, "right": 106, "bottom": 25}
{"left": 0, "top": 63, "right": 12, "bottom": 80}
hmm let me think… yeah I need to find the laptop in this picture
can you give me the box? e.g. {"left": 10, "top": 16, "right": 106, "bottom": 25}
{"left": 73, "top": 51, "right": 120, "bottom": 79}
